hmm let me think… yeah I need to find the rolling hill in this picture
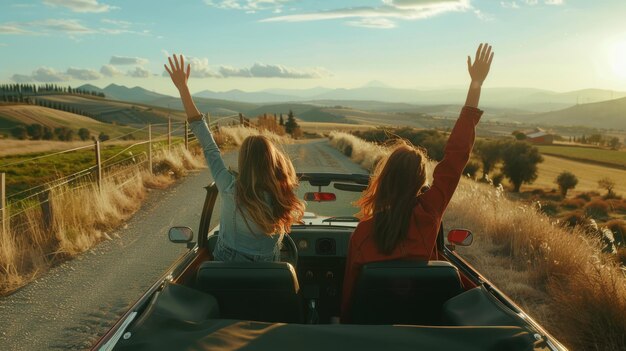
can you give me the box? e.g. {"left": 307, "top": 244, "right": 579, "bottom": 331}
{"left": 521, "top": 96, "right": 626, "bottom": 130}
{"left": 35, "top": 94, "right": 185, "bottom": 125}
{"left": 0, "top": 104, "right": 140, "bottom": 137}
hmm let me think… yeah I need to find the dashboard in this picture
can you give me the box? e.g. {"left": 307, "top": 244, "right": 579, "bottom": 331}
{"left": 288, "top": 226, "right": 355, "bottom": 322}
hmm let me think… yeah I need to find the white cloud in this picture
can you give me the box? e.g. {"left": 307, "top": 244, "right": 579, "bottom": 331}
{"left": 43, "top": 0, "right": 114, "bottom": 13}
{"left": 32, "top": 67, "right": 69, "bottom": 82}
{"left": 501, "top": 0, "right": 564, "bottom": 8}
{"left": 204, "top": 0, "right": 291, "bottom": 11}
{"left": 66, "top": 67, "right": 102, "bottom": 80}
{"left": 221, "top": 63, "right": 329, "bottom": 78}
{"left": 34, "top": 19, "right": 94, "bottom": 33}
{"left": 11, "top": 66, "right": 106, "bottom": 82}
{"left": 0, "top": 18, "right": 145, "bottom": 37}
{"left": 347, "top": 18, "right": 396, "bottom": 29}
{"left": 0, "top": 24, "right": 36, "bottom": 35}
{"left": 100, "top": 64, "right": 123, "bottom": 77}
{"left": 261, "top": 0, "right": 471, "bottom": 28}
{"left": 187, "top": 57, "right": 221, "bottom": 78}
{"left": 127, "top": 66, "right": 151, "bottom": 78}
{"left": 110, "top": 55, "right": 149, "bottom": 65}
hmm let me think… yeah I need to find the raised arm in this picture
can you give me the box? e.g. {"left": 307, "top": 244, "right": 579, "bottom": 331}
{"left": 164, "top": 54, "right": 233, "bottom": 191}
{"left": 420, "top": 43, "right": 494, "bottom": 216}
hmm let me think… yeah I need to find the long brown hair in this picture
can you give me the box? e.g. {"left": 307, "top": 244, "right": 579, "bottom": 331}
{"left": 236, "top": 135, "right": 304, "bottom": 235}
{"left": 356, "top": 140, "right": 428, "bottom": 255}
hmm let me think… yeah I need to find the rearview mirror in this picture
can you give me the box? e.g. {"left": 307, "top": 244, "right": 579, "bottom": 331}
{"left": 168, "top": 226, "right": 194, "bottom": 243}
{"left": 447, "top": 229, "right": 473, "bottom": 247}
{"left": 304, "top": 192, "right": 336, "bottom": 202}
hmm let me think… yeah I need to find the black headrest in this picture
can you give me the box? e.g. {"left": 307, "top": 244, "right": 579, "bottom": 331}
{"left": 196, "top": 261, "right": 299, "bottom": 293}
{"left": 351, "top": 260, "right": 463, "bottom": 325}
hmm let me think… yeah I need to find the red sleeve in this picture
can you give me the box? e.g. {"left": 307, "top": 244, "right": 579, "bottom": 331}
{"left": 420, "top": 106, "right": 482, "bottom": 217}
{"left": 340, "top": 232, "right": 363, "bottom": 323}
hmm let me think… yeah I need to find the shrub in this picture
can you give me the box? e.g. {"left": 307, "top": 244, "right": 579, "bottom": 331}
{"left": 598, "top": 177, "right": 616, "bottom": 198}
{"left": 584, "top": 199, "right": 610, "bottom": 220}
{"left": 492, "top": 173, "right": 504, "bottom": 187}
{"left": 606, "top": 219, "right": 626, "bottom": 247}
{"left": 561, "top": 198, "right": 586, "bottom": 210}
{"left": 561, "top": 211, "right": 587, "bottom": 228}
{"left": 576, "top": 192, "right": 592, "bottom": 201}
{"left": 607, "top": 199, "right": 626, "bottom": 214}
{"left": 539, "top": 201, "right": 559, "bottom": 216}
{"left": 463, "top": 161, "right": 480, "bottom": 179}
{"left": 555, "top": 171, "right": 578, "bottom": 197}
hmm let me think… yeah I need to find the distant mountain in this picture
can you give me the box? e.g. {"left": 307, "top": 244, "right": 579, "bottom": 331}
{"left": 519, "top": 97, "right": 626, "bottom": 130}
{"left": 193, "top": 89, "right": 298, "bottom": 103}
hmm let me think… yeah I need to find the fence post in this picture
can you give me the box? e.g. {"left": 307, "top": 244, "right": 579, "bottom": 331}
{"left": 94, "top": 140, "right": 102, "bottom": 188}
{"left": 167, "top": 117, "right": 171, "bottom": 152}
{"left": 148, "top": 123, "right": 153, "bottom": 174}
{"left": 1, "top": 173, "right": 6, "bottom": 235}
{"left": 239, "top": 113, "right": 243, "bottom": 126}
{"left": 184, "top": 120, "right": 189, "bottom": 150}
{"left": 39, "top": 189, "right": 53, "bottom": 232}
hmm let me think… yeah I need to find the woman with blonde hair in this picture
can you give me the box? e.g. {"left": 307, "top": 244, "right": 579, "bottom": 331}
{"left": 341, "top": 43, "right": 494, "bottom": 320}
{"left": 165, "top": 54, "right": 304, "bottom": 262}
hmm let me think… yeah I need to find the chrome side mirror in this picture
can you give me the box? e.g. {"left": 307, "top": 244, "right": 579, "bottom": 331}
{"left": 168, "top": 226, "right": 194, "bottom": 244}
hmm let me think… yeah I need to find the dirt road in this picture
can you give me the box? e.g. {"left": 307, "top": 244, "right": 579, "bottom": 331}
{"left": 0, "top": 139, "right": 365, "bottom": 350}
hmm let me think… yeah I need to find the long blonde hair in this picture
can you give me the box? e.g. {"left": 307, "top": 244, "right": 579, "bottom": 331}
{"left": 236, "top": 135, "right": 304, "bottom": 235}
{"left": 356, "top": 140, "right": 428, "bottom": 254}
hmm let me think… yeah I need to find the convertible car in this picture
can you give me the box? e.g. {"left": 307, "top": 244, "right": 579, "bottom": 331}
{"left": 93, "top": 173, "right": 566, "bottom": 351}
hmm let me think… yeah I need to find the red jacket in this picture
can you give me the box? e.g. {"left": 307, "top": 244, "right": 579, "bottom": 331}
{"left": 341, "top": 106, "right": 483, "bottom": 322}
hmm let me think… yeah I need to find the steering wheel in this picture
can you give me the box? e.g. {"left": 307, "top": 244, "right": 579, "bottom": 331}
{"left": 280, "top": 234, "right": 299, "bottom": 268}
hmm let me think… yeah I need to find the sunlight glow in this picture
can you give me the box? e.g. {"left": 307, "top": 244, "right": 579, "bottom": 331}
{"left": 610, "top": 39, "right": 626, "bottom": 79}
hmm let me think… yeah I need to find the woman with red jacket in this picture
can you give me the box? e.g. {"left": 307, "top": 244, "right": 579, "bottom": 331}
{"left": 341, "top": 43, "right": 494, "bottom": 322}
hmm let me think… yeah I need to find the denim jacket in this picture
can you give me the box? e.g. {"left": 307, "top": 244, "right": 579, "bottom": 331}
{"left": 189, "top": 118, "right": 282, "bottom": 262}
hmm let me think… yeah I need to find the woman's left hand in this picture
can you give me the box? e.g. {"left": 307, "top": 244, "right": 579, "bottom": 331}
{"left": 164, "top": 54, "right": 191, "bottom": 91}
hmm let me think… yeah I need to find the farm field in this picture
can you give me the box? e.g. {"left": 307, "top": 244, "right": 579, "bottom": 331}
{"left": 0, "top": 104, "right": 142, "bottom": 138}
{"left": 0, "top": 138, "right": 183, "bottom": 199}
{"left": 537, "top": 144, "right": 626, "bottom": 168}
{"left": 520, "top": 154, "right": 626, "bottom": 196}
{"left": 299, "top": 121, "right": 374, "bottom": 134}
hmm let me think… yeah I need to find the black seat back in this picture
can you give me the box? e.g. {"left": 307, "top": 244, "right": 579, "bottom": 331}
{"left": 196, "top": 261, "right": 303, "bottom": 323}
{"left": 350, "top": 260, "right": 463, "bottom": 325}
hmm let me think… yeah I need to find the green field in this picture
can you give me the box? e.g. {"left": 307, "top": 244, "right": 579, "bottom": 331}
{"left": 0, "top": 139, "right": 182, "bottom": 200}
{"left": 537, "top": 144, "right": 626, "bottom": 168}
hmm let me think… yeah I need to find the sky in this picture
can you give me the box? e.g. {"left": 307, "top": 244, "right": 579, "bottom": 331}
{"left": 1, "top": 0, "right": 626, "bottom": 96}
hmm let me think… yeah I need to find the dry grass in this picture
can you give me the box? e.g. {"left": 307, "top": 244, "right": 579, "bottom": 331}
{"left": 329, "top": 132, "right": 626, "bottom": 351}
{"left": 328, "top": 131, "right": 389, "bottom": 171}
{"left": 217, "top": 125, "right": 292, "bottom": 146}
{"left": 299, "top": 121, "right": 375, "bottom": 135}
{"left": 529, "top": 155, "right": 626, "bottom": 196}
{"left": 0, "top": 145, "right": 203, "bottom": 295}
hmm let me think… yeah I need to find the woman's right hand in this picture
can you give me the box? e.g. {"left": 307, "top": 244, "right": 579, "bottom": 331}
{"left": 467, "top": 43, "right": 494, "bottom": 85}
{"left": 164, "top": 54, "right": 191, "bottom": 91}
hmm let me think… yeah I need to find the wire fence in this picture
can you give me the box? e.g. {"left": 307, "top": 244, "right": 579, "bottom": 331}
{"left": 0, "top": 113, "right": 244, "bottom": 235}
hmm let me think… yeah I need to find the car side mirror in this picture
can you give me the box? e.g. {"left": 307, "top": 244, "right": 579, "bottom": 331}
{"left": 447, "top": 229, "right": 473, "bottom": 250}
{"left": 169, "top": 227, "right": 194, "bottom": 247}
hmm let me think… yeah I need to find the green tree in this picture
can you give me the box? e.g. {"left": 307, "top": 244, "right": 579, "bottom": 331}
{"left": 501, "top": 141, "right": 544, "bottom": 192}
{"left": 598, "top": 177, "right": 616, "bottom": 198}
{"left": 26, "top": 123, "right": 43, "bottom": 140}
{"left": 78, "top": 128, "right": 90, "bottom": 141}
{"left": 42, "top": 126, "right": 53, "bottom": 140}
{"left": 608, "top": 137, "right": 621, "bottom": 150}
{"left": 512, "top": 130, "right": 527, "bottom": 140}
{"left": 285, "top": 110, "right": 299, "bottom": 136}
{"left": 98, "top": 132, "right": 110, "bottom": 142}
{"left": 474, "top": 139, "right": 503, "bottom": 178}
{"left": 11, "top": 126, "right": 27, "bottom": 140}
{"left": 555, "top": 171, "right": 578, "bottom": 197}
